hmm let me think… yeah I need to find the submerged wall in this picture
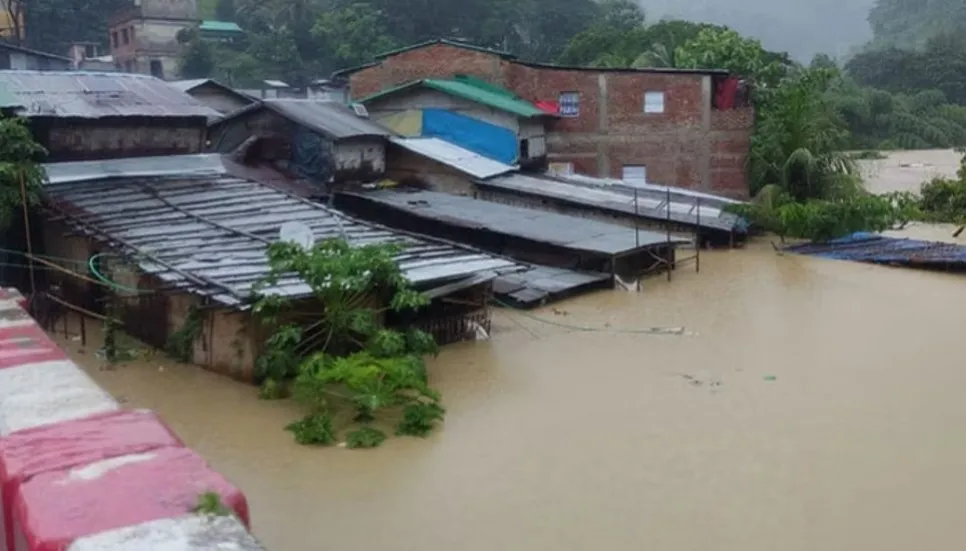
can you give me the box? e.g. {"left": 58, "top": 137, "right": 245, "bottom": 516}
{"left": 0, "top": 288, "right": 265, "bottom": 550}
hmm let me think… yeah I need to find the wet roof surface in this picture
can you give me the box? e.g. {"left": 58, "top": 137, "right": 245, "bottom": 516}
{"left": 42, "top": 156, "right": 516, "bottom": 307}
{"left": 262, "top": 99, "right": 390, "bottom": 139}
{"left": 390, "top": 137, "right": 515, "bottom": 179}
{"left": 0, "top": 71, "right": 219, "bottom": 119}
{"left": 478, "top": 173, "right": 746, "bottom": 233}
{"left": 341, "top": 189, "right": 689, "bottom": 255}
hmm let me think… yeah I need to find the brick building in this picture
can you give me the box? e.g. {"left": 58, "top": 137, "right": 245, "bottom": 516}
{"left": 336, "top": 39, "right": 754, "bottom": 198}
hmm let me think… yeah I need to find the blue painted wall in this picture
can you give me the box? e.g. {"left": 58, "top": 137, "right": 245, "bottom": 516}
{"left": 421, "top": 109, "right": 517, "bottom": 164}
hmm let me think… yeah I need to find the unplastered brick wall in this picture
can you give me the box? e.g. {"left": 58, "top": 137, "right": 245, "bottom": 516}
{"left": 349, "top": 43, "right": 511, "bottom": 99}
{"left": 347, "top": 42, "right": 754, "bottom": 196}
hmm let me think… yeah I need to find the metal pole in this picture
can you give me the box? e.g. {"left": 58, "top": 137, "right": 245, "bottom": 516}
{"left": 634, "top": 188, "right": 642, "bottom": 291}
{"left": 634, "top": 188, "right": 640, "bottom": 248}
{"left": 666, "top": 187, "right": 672, "bottom": 282}
{"left": 695, "top": 197, "right": 701, "bottom": 273}
{"left": 19, "top": 170, "right": 36, "bottom": 294}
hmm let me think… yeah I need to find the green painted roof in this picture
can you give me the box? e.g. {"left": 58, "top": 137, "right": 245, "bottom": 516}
{"left": 360, "top": 76, "right": 551, "bottom": 118}
{"left": 199, "top": 20, "right": 243, "bottom": 33}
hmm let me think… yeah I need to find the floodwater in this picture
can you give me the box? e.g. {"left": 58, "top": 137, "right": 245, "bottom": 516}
{"left": 858, "top": 148, "right": 960, "bottom": 194}
{"left": 58, "top": 225, "right": 966, "bottom": 551}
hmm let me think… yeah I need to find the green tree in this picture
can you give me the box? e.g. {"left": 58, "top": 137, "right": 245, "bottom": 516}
{"left": 557, "top": 0, "right": 647, "bottom": 65}
{"left": 24, "top": 0, "right": 128, "bottom": 54}
{"left": 176, "top": 28, "right": 216, "bottom": 79}
{"left": 631, "top": 20, "right": 728, "bottom": 68}
{"left": 214, "top": 0, "right": 236, "bottom": 21}
{"left": 253, "top": 238, "right": 444, "bottom": 447}
{"left": 751, "top": 68, "right": 857, "bottom": 200}
{"left": 312, "top": 3, "right": 397, "bottom": 69}
{"left": 675, "top": 27, "right": 790, "bottom": 87}
{"left": 0, "top": 117, "right": 47, "bottom": 230}
{"left": 867, "top": 0, "right": 966, "bottom": 49}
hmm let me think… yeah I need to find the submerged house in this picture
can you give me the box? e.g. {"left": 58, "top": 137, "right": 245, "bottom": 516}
{"left": 207, "top": 99, "right": 391, "bottom": 188}
{"left": 0, "top": 70, "right": 219, "bottom": 161}
{"left": 170, "top": 78, "right": 255, "bottom": 114}
{"left": 475, "top": 172, "right": 748, "bottom": 247}
{"left": 335, "top": 187, "right": 688, "bottom": 281}
{"left": 39, "top": 155, "right": 518, "bottom": 381}
{"left": 360, "top": 75, "right": 555, "bottom": 170}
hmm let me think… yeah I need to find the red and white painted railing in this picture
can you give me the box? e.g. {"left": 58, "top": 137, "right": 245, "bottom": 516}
{"left": 0, "top": 288, "right": 264, "bottom": 550}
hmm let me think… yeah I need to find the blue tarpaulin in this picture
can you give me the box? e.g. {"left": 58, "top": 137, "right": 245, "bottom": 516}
{"left": 786, "top": 232, "right": 966, "bottom": 270}
{"left": 421, "top": 109, "right": 517, "bottom": 164}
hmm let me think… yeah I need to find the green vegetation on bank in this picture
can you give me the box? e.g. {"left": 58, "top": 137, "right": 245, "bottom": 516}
{"left": 252, "top": 238, "right": 444, "bottom": 448}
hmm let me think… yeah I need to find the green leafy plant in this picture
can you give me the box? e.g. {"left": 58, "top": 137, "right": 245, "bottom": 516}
{"left": 0, "top": 116, "right": 47, "bottom": 231}
{"left": 345, "top": 427, "right": 387, "bottom": 449}
{"left": 729, "top": 189, "right": 903, "bottom": 242}
{"left": 254, "top": 238, "right": 443, "bottom": 448}
{"left": 286, "top": 412, "right": 337, "bottom": 445}
{"left": 165, "top": 305, "right": 203, "bottom": 363}
{"left": 192, "top": 491, "right": 231, "bottom": 517}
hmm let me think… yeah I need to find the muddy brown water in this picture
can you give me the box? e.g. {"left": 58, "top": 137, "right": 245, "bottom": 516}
{"left": 56, "top": 226, "right": 966, "bottom": 551}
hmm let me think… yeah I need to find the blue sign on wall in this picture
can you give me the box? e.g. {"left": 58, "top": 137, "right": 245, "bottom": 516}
{"left": 421, "top": 109, "right": 517, "bottom": 165}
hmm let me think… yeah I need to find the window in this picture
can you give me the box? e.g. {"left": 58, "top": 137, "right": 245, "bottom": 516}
{"left": 121, "top": 29, "right": 129, "bottom": 44}
{"left": 149, "top": 60, "right": 164, "bottom": 78}
{"left": 643, "top": 91, "right": 665, "bottom": 113}
{"left": 623, "top": 165, "right": 647, "bottom": 186}
{"left": 549, "top": 162, "right": 574, "bottom": 175}
{"left": 559, "top": 91, "right": 580, "bottom": 118}
{"left": 111, "top": 32, "right": 118, "bottom": 48}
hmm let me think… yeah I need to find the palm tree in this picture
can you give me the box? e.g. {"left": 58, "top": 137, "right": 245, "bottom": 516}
{"left": 751, "top": 69, "right": 860, "bottom": 200}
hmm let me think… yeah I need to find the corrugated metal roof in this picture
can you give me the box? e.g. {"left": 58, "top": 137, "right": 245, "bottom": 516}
{"left": 41, "top": 155, "right": 517, "bottom": 308}
{"left": 0, "top": 42, "right": 71, "bottom": 62}
{"left": 169, "top": 79, "right": 210, "bottom": 92}
{"left": 361, "top": 77, "right": 551, "bottom": 119}
{"left": 477, "top": 172, "right": 746, "bottom": 233}
{"left": 44, "top": 153, "right": 225, "bottom": 184}
{"left": 390, "top": 136, "right": 515, "bottom": 179}
{"left": 199, "top": 20, "right": 243, "bottom": 32}
{"left": 218, "top": 99, "right": 390, "bottom": 140}
{"left": 786, "top": 232, "right": 966, "bottom": 269}
{"left": 0, "top": 71, "right": 220, "bottom": 119}
{"left": 341, "top": 189, "right": 689, "bottom": 255}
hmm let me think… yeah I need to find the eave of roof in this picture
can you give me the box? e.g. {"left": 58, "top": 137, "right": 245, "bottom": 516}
{"left": 359, "top": 78, "right": 552, "bottom": 119}
{"left": 514, "top": 60, "right": 731, "bottom": 76}
{"left": 0, "top": 42, "right": 71, "bottom": 62}
{"left": 331, "top": 38, "right": 515, "bottom": 78}
{"left": 375, "top": 38, "right": 515, "bottom": 61}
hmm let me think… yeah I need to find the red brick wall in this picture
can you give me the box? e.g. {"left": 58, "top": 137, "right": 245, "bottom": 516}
{"left": 508, "top": 64, "right": 600, "bottom": 133}
{"left": 348, "top": 44, "right": 753, "bottom": 197}
{"left": 349, "top": 44, "right": 508, "bottom": 98}
{"left": 710, "top": 108, "right": 754, "bottom": 197}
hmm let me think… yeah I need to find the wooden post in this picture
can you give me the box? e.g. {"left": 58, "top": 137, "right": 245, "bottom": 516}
{"left": 666, "top": 188, "right": 672, "bottom": 282}
{"left": 695, "top": 197, "right": 701, "bottom": 273}
{"left": 19, "top": 170, "right": 36, "bottom": 295}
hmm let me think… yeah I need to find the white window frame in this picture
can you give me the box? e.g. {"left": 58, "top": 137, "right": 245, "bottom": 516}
{"left": 643, "top": 91, "right": 665, "bottom": 114}
{"left": 550, "top": 162, "right": 574, "bottom": 175}
{"left": 559, "top": 91, "right": 580, "bottom": 118}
